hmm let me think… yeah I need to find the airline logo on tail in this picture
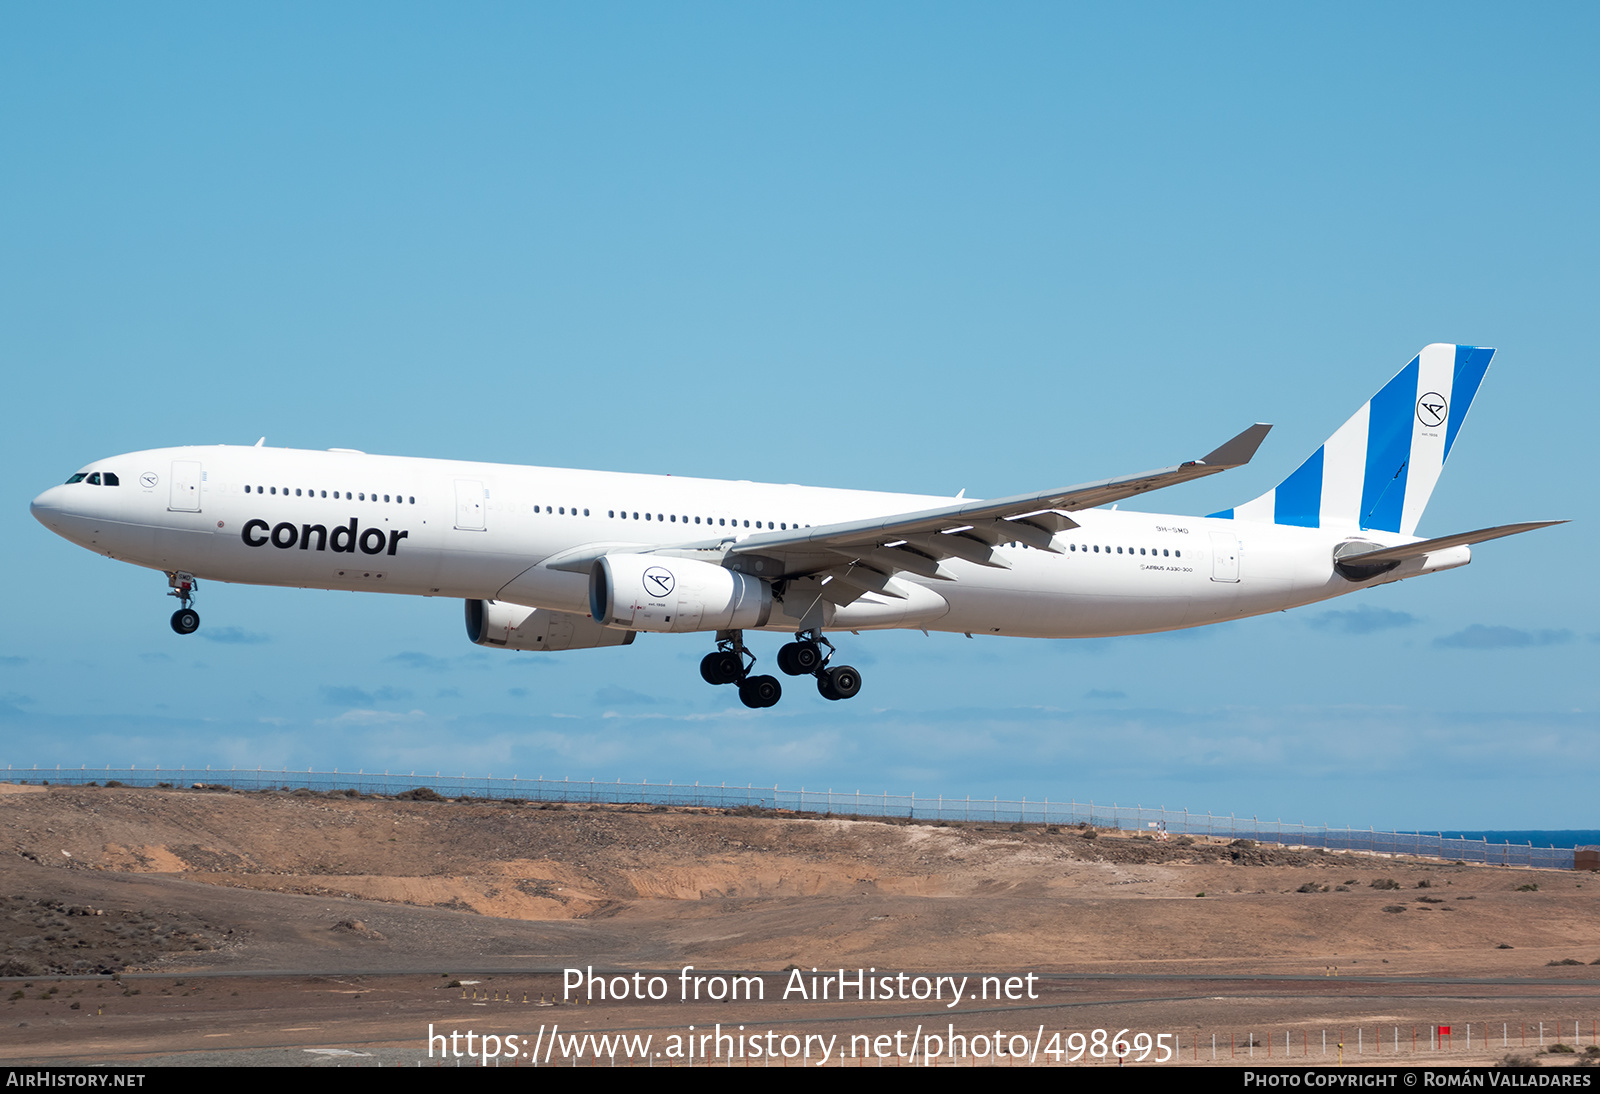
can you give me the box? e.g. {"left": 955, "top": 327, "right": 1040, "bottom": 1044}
{"left": 1416, "top": 392, "right": 1447, "bottom": 428}
{"left": 1210, "top": 344, "right": 1493, "bottom": 535}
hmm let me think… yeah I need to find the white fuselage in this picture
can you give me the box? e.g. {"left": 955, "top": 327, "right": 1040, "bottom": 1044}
{"left": 30, "top": 444, "right": 1468, "bottom": 641}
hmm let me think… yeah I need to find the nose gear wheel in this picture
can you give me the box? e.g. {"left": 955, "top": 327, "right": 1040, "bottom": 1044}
{"left": 165, "top": 572, "right": 200, "bottom": 635}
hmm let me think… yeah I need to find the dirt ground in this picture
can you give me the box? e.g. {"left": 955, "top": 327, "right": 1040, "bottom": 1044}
{"left": 1, "top": 783, "right": 1596, "bottom": 1067}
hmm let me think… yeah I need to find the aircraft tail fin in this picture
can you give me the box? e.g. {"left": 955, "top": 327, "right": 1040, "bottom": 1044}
{"left": 1209, "top": 344, "right": 1494, "bottom": 535}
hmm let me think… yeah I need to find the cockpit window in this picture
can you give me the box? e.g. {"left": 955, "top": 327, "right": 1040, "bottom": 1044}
{"left": 86, "top": 473, "right": 101, "bottom": 485}
{"left": 66, "top": 473, "right": 87, "bottom": 484}
{"left": 102, "top": 472, "right": 119, "bottom": 485}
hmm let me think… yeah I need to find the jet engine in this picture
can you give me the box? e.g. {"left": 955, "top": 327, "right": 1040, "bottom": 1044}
{"left": 465, "top": 599, "right": 635, "bottom": 651}
{"left": 589, "top": 554, "right": 772, "bottom": 633}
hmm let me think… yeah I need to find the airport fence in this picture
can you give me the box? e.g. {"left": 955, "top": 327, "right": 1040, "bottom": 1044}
{"left": 4, "top": 763, "right": 1581, "bottom": 870}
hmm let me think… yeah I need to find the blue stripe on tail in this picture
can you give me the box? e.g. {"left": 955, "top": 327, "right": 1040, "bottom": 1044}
{"left": 1273, "top": 446, "right": 1324, "bottom": 528}
{"left": 1359, "top": 353, "right": 1419, "bottom": 533}
{"left": 1445, "top": 346, "right": 1493, "bottom": 460}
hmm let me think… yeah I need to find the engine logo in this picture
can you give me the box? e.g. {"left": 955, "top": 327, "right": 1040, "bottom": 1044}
{"left": 642, "top": 566, "right": 675, "bottom": 598}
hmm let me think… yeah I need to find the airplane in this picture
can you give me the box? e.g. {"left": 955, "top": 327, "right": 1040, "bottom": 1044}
{"left": 30, "top": 344, "right": 1561, "bottom": 709}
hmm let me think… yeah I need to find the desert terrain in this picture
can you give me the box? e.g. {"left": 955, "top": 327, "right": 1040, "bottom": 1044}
{"left": 1, "top": 781, "right": 1596, "bottom": 1067}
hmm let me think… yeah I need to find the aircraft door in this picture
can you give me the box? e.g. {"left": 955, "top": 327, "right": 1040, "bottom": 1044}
{"left": 168, "top": 461, "right": 202, "bottom": 512}
{"left": 1209, "top": 532, "right": 1240, "bottom": 582}
{"left": 454, "top": 479, "right": 486, "bottom": 530}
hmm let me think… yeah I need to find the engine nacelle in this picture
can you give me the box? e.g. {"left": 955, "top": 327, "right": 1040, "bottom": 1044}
{"left": 465, "top": 599, "right": 636, "bottom": 651}
{"left": 589, "top": 554, "right": 772, "bottom": 633}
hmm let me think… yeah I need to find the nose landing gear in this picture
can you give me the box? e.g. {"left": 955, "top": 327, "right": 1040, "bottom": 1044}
{"left": 167, "top": 572, "right": 200, "bottom": 635}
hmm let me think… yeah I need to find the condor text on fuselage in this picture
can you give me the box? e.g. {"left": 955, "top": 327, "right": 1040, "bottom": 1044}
{"left": 239, "top": 515, "right": 409, "bottom": 557}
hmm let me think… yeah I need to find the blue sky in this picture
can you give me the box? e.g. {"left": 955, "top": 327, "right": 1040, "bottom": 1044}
{"left": 3, "top": 4, "right": 1595, "bottom": 828}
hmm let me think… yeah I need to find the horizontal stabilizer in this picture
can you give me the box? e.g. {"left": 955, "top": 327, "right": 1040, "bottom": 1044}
{"left": 1336, "top": 520, "right": 1566, "bottom": 567}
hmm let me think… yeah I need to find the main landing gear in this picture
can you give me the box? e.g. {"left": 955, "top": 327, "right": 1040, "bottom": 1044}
{"left": 781, "top": 631, "right": 862, "bottom": 702}
{"left": 700, "top": 631, "right": 781, "bottom": 708}
{"left": 167, "top": 571, "right": 200, "bottom": 635}
{"left": 700, "top": 630, "right": 862, "bottom": 708}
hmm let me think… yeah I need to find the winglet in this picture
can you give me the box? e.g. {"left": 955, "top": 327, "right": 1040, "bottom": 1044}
{"left": 1197, "top": 423, "right": 1272, "bottom": 469}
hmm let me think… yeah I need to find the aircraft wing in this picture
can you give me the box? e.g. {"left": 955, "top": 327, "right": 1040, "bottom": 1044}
{"left": 704, "top": 423, "right": 1272, "bottom": 598}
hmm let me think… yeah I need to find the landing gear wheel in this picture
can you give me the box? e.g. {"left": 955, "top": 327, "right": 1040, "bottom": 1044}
{"left": 700, "top": 651, "right": 743, "bottom": 686}
{"left": 738, "top": 675, "right": 782, "bottom": 708}
{"left": 777, "top": 640, "right": 823, "bottom": 676}
{"left": 170, "top": 608, "right": 200, "bottom": 635}
{"left": 817, "top": 664, "right": 861, "bottom": 701}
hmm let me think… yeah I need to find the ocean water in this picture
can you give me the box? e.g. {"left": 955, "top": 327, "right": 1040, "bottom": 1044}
{"left": 1407, "top": 830, "right": 1600, "bottom": 850}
